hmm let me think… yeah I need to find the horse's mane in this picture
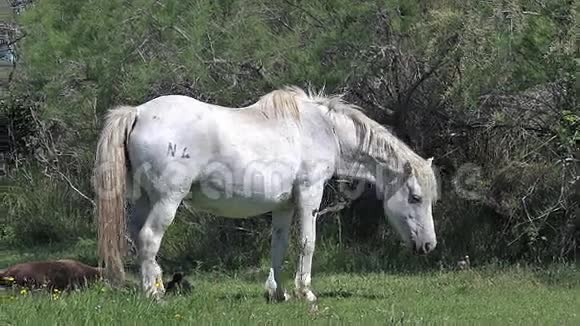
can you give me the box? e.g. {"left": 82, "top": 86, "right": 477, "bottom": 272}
{"left": 247, "top": 86, "right": 306, "bottom": 122}
{"left": 246, "top": 85, "right": 439, "bottom": 201}
{"left": 303, "top": 87, "right": 440, "bottom": 202}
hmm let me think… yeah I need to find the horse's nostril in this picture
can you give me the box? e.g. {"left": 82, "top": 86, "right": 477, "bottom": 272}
{"left": 424, "top": 242, "right": 433, "bottom": 253}
{"left": 413, "top": 243, "right": 425, "bottom": 255}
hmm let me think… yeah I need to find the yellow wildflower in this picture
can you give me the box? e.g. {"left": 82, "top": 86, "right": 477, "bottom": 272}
{"left": 20, "top": 288, "right": 28, "bottom": 295}
{"left": 175, "top": 314, "right": 183, "bottom": 320}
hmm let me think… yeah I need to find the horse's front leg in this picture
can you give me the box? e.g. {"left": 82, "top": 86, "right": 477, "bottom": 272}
{"left": 264, "top": 207, "right": 294, "bottom": 302}
{"left": 294, "top": 181, "right": 324, "bottom": 302}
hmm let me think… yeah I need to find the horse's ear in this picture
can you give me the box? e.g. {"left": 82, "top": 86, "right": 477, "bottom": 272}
{"left": 427, "top": 157, "right": 434, "bottom": 166}
{"left": 403, "top": 161, "right": 413, "bottom": 176}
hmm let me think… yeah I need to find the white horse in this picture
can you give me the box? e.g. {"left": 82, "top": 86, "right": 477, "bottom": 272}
{"left": 94, "top": 86, "right": 439, "bottom": 302}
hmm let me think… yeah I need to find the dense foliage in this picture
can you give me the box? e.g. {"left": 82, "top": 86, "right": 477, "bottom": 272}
{"left": 1, "top": 0, "right": 577, "bottom": 271}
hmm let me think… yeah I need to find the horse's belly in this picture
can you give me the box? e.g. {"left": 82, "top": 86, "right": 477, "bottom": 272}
{"left": 186, "top": 182, "right": 293, "bottom": 218}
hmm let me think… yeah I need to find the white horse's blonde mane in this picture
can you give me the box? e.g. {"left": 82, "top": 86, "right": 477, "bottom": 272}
{"left": 248, "top": 86, "right": 306, "bottom": 122}
{"left": 305, "top": 87, "right": 439, "bottom": 202}
{"left": 244, "top": 85, "right": 438, "bottom": 200}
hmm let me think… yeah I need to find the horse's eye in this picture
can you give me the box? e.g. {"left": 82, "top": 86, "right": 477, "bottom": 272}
{"left": 409, "top": 194, "right": 422, "bottom": 204}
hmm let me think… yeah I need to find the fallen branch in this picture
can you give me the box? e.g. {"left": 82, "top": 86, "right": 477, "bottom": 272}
{"left": 315, "top": 201, "right": 348, "bottom": 216}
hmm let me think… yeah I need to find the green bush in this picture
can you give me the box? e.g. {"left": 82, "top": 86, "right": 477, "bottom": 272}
{"left": 1, "top": 166, "right": 94, "bottom": 246}
{"left": 3, "top": 0, "right": 576, "bottom": 270}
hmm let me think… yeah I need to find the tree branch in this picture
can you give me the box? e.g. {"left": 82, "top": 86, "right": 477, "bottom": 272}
{"left": 315, "top": 201, "right": 348, "bottom": 216}
{"left": 56, "top": 170, "right": 95, "bottom": 208}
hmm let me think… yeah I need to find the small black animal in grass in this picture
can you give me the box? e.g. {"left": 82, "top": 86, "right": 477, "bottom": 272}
{"left": 457, "top": 255, "right": 471, "bottom": 270}
{"left": 164, "top": 272, "right": 192, "bottom": 295}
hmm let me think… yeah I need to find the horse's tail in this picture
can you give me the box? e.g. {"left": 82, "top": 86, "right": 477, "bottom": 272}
{"left": 94, "top": 105, "right": 138, "bottom": 285}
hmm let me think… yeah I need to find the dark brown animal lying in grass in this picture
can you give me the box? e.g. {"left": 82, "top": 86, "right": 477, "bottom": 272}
{"left": 0, "top": 259, "right": 103, "bottom": 291}
{"left": 164, "top": 272, "right": 192, "bottom": 295}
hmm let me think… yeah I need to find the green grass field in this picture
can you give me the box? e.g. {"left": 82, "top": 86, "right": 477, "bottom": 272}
{"left": 1, "top": 244, "right": 579, "bottom": 325}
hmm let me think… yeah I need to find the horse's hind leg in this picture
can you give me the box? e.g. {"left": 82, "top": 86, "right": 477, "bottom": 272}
{"left": 138, "top": 191, "right": 188, "bottom": 299}
{"left": 127, "top": 193, "right": 150, "bottom": 257}
{"left": 265, "top": 207, "right": 294, "bottom": 302}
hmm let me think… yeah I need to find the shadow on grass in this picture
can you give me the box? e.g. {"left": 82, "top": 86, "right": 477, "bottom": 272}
{"left": 318, "top": 290, "right": 390, "bottom": 300}
{"left": 216, "top": 292, "right": 261, "bottom": 301}
{"left": 215, "top": 289, "right": 389, "bottom": 302}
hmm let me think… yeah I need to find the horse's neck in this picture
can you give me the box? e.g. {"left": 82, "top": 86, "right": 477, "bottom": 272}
{"left": 335, "top": 156, "right": 378, "bottom": 184}
{"left": 332, "top": 121, "right": 383, "bottom": 185}
{"left": 335, "top": 146, "right": 411, "bottom": 201}
{"left": 330, "top": 113, "right": 403, "bottom": 188}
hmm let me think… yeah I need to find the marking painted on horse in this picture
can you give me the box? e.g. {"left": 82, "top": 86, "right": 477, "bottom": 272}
{"left": 181, "top": 147, "right": 190, "bottom": 159}
{"left": 167, "top": 142, "right": 190, "bottom": 159}
{"left": 94, "top": 86, "right": 440, "bottom": 302}
{"left": 167, "top": 142, "right": 176, "bottom": 157}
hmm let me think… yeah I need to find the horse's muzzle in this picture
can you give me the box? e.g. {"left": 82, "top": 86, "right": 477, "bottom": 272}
{"left": 413, "top": 241, "right": 435, "bottom": 255}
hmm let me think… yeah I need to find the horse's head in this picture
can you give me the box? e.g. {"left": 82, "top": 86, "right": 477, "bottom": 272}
{"left": 382, "top": 158, "right": 438, "bottom": 255}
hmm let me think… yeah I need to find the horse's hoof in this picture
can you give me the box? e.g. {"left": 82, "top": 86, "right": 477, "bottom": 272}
{"left": 281, "top": 290, "right": 291, "bottom": 302}
{"left": 263, "top": 289, "right": 291, "bottom": 303}
{"left": 294, "top": 288, "right": 317, "bottom": 302}
{"left": 309, "top": 303, "right": 319, "bottom": 313}
{"left": 305, "top": 291, "right": 317, "bottom": 302}
{"left": 144, "top": 288, "right": 165, "bottom": 301}
{"left": 263, "top": 290, "right": 273, "bottom": 303}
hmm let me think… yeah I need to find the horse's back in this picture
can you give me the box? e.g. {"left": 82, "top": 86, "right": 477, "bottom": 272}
{"left": 130, "top": 94, "right": 305, "bottom": 157}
